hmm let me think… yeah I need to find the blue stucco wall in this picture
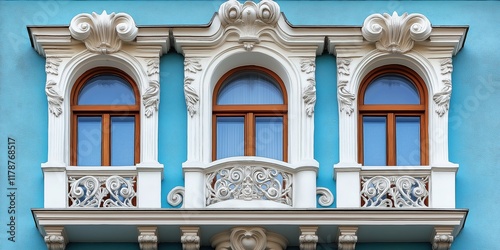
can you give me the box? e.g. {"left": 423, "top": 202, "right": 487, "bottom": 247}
{"left": 1, "top": 1, "right": 499, "bottom": 249}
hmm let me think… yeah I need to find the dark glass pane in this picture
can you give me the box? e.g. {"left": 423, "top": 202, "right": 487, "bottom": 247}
{"left": 364, "top": 75, "right": 420, "bottom": 104}
{"left": 396, "top": 116, "right": 421, "bottom": 165}
{"left": 217, "top": 70, "right": 283, "bottom": 105}
{"left": 111, "top": 116, "right": 135, "bottom": 166}
{"left": 77, "top": 117, "right": 102, "bottom": 166}
{"left": 363, "top": 116, "right": 386, "bottom": 166}
{"left": 78, "top": 75, "right": 135, "bottom": 105}
{"left": 216, "top": 117, "right": 244, "bottom": 159}
{"left": 256, "top": 117, "right": 283, "bottom": 161}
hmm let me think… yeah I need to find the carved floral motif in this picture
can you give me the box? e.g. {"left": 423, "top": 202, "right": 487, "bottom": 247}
{"left": 337, "top": 59, "right": 355, "bottom": 115}
{"left": 361, "top": 175, "right": 429, "bottom": 208}
{"left": 45, "top": 80, "right": 64, "bottom": 117}
{"left": 181, "top": 234, "right": 200, "bottom": 250}
{"left": 68, "top": 175, "right": 136, "bottom": 208}
{"left": 45, "top": 57, "right": 62, "bottom": 75}
{"left": 299, "top": 234, "right": 318, "bottom": 250}
{"left": 143, "top": 80, "right": 160, "bottom": 118}
{"left": 362, "top": 12, "right": 432, "bottom": 53}
{"left": 138, "top": 234, "right": 158, "bottom": 250}
{"left": 338, "top": 234, "right": 357, "bottom": 250}
{"left": 184, "top": 58, "right": 202, "bottom": 117}
{"left": 69, "top": 11, "right": 138, "bottom": 54}
{"left": 303, "top": 78, "right": 316, "bottom": 117}
{"left": 219, "top": 0, "right": 280, "bottom": 50}
{"left": 434, "top": 59, "right": 453, "bottom": 117}
{"left": 44, "top": 235, "right": 66, "bottom": 250}
{"left": 206, "top": 165, "right": 293, "bottom": 206}
{"left": 147, "top": 59, "right": 159, "bottom": 76}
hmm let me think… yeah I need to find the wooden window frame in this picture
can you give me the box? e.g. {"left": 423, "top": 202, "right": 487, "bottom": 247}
{"left": 358, "top": 65, "right": 428, "bottom": 166}
{"left": 212, "top": 66, "right": 288, "bottom": 162}
{"left": 70, "top": 67, "right": 141, "bottom": 166}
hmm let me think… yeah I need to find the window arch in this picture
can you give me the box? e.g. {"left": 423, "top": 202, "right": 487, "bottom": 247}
{"left": 71, "top": 67, "right": 140, "bottom": 166}
{"left": 358, "top": 65, "right": 428, "bottom": 166}
{"left": 212, "top": 66, "right": 288, "bottom": 161}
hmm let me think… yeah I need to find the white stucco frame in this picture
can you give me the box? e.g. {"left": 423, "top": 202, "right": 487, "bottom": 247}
{"left": 173, "top": 0, "right": 327, "bottom": 208}
{"left": 328, "top": 12, "right": 468, "bottom": 208}
{"left": 29, "top": 11, "right": 169, "bottom": 208}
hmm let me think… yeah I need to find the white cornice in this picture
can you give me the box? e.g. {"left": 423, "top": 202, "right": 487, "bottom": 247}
{"left": 32, "top": 208, "right": 467, "bottom": 246}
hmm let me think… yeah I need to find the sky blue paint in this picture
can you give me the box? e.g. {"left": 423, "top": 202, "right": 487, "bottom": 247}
{"left": 0, "top": 1, "right": 499, "bottom": 249}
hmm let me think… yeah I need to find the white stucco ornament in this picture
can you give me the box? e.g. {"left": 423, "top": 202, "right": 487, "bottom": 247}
{"left": 362, "top": 12, "right": 432, "bottom": 53}
{"left": 69, "top": 10, "right": 138, "bottom": 54}
{"left": 219, "top": 0, "right": 280, "bottom": 50}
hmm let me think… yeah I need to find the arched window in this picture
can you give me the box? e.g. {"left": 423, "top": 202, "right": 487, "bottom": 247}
{"left": 212, "top": 66, "right": 288, "bottom": 161}
{"left": 71, "top": 67, "right": 140, "bottom": 166}
{"left": 358, "top": 65, "right": 428, "bottom": 166}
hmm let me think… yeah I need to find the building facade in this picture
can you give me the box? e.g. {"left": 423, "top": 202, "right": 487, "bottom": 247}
{"left": 0, "top": 0, "right": 499, "bottom": 249}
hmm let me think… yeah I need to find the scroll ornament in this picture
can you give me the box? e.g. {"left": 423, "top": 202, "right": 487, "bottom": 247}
{"left": 69, "top": 11, "right": 138, "bottom": 54}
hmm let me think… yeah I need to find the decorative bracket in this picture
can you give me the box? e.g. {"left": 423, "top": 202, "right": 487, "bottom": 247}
{"left": 138, "top": 226, "right": 158, "bottom": 250}
{"left": 301, "top": 59, "right": 316, "bottom": 117}
{"left": 362, "top": 12, "right": 432, "bottom": 53}
{"left": 338, "top": 226, "right": 358, "bottom": 250}
{"left": 219, "top": 0, "right": 280, "bottom": 51}
{"left": 184, "top": 58, "right": 202, "bottom": 117}
{"left": 69, "top": 11, "right": 138, "bottom": 54}
{"left": 299, "top": 226, "right": 318, "bottom": 250}
{"left": 434, "top": 58, "right": 453, "bottom": 117}
{"left": 143, "top": 80, "right": 160, "bottom": 118}
{"left": 44, "top": 226, "right": 67, "bottom": 250}
{"left": 181, "top": 227, "right": 200, "bottom": 250}
{"left": 432, "top": 227, "right": 454, "bottom": 250}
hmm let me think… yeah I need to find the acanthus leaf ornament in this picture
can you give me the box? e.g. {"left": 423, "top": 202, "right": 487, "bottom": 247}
{"left": 337, "top": 59, "right": 355, "bottom": 115}
{"left": 147, "top": 59, "right": 159, "bottom": 76}
{"left": 183, "top": 58, "right": 202, "bottom": 117}
{"left": 69, "top": 11, "right": 138, "bottom": 54}
{"left": 219, "top": 0, "right": 280, "bottom": 51}
{"left": 184, "top": 77, "right": 200, "bottom": 117}
{"left": 143, "top": 80, "right": 160, "bottom": 118}
{"left": 303, "top": 78, "right": 316, "bottom": 117}
{"left": 362, "top": 12, "right": 432, "bottom": 53}
{"left": 45, "top": 80, "right": 64, "bottom": 117}
{"left": 45, "top": 57, "right": 62, "bottom": 75}
{"left": 434, "top": 59, "right": 453, "bottom": 117}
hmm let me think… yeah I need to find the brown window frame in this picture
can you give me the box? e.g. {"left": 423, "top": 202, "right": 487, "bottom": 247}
{"left": 358, "top": 65, "right": 428, "bottom": 166}
{"left": 212, "top": 66, "right": 288, "bottom": 162}
{"left": 70, "top": 67, "right": 141, "bottom": 166}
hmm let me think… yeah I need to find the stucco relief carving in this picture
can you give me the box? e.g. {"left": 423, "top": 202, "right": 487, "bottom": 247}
{"left": 147, "top": 59, "right": 159, "bottom": 76}
{"left": 143, "top": 80, "right": 160, "bottom": 118}
{"left": 230, "top": 227, "right": 267, "bottom": 250}
{"left": 184, "top": 58, "right": 202, "bottom": 117}
{"left": 316, "top": 187, "right": 334, "bottom": 207}
{"left": 299, "top": 234, "right": 318, "bottom": 250}
{"left": 219, "top": 0, "right": 280, "bottom": 51}
{"left": 44, "top": 235, "right": 66, "bottom": 250}
{"left": 69, "top": 11, "right": 138, "bottom": 54}
{"left": 338, "top": 234, "right": 357, "bottom": 250}
{"left": 362, "top": 12, "right": 432, "bottom": 53}
{"left": 167, "top": 186, "right": 185, "bottom": 207}
{"left": 45, "top": 57, "right": 62, "bottom": 75}
{"left": 45, "top": 80, "right": 64, "bottom": 117}
{"left": 432, "top": 234, "right": 453, "bottom": 250}
{"left": 434, "top": 59, "right": 453, "bottom": 117}
{"left": 301, "top": 59, "right": 317, "bottom": 117}
{"left": 337, "top": 59, "right": 355, "bottom": 115}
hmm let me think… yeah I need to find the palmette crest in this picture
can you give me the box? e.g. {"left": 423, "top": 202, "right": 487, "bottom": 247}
{"left": 362, "top": 12, "right": 432, "bottom": 53}
{"left": 69, "top": 10, "right": 138, "bottom": 54}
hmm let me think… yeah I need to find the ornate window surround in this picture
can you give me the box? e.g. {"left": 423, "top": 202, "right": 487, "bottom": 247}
{"left": 328, "top": 12, "right": 468, "bottom": 208}
{"left": 29, "top": 11, "right": 169, "bottom": 208}
{"left": 172, "top": 0, "right": 328, "bottom": 208}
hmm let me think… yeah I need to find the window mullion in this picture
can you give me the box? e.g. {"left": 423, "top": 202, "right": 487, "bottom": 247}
{"left": 387, "top": 113, "right": 396, "bottom": 166}
{"left": 102, "top": 114, "right": 111, "bottom": 166}
{"left": 246, "top": 113, "right": 255, "bottom": 156}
